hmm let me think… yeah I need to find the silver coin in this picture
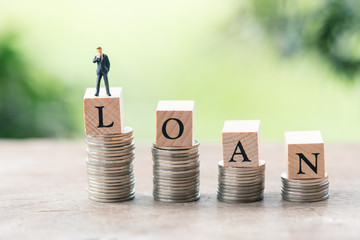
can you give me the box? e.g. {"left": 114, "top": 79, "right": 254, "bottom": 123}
{"left": 154, "top": 190, "right": 199, "bottom": 198}
{"left": 87, "top": 136, "right": 134, "bottom": 144}
{"left": 154, "top": 180, "right": 199, "bottom": 187}
{"left": 88, "top": 182, "right": 134, "bottom": 190}
{"left": 217, "top": 192, "right": 263, "bottom": 200}
{"left": 87, "top": 171, "right": 133, "bottom": 178}
{"left": 88, "top": 186, "right": 134, "bottom": 194}
{"left": 153, "top": 194, "right": 200, "bottom": 203}
{"left": 87, "top": 147, "right": 135, "bottom": 156}
{"left": 217, "top": 193, "right": 263, "bottom": 203}
{"left": 89, "top": 192, "right": 135, "bottom": 203}
{"left": 282, "top": 193, "right": 329, "bottom": 202}
{"left": 87, "top": 154, "right": 134, "bottom": 162}
{"left": 87, "top": 164, "right": 133, "bottom": 172}
{"left": 152, "top": 144, "right": 199, "bottom": 151}
{"left": 280, "top": 172, "right": 329, "bottom": 202}
{"left": 89, "top": 195, "right": 135, "bottom": 203}
{"left": 152, "top": 151, "right": 199, "bottom": 157}
{"left": 87, "top": 133, "right": 133, "bottom": 140}
{"left": 88, "top": 180, "right": 135, "bottom": 188}
{"left": 87, "top": 169, "right": 134, "bottom": 176}
{"left": 282, "top": 184, "right": 329, "bottom": 193}
{"left": 88, "top": 173, "right": 134, "bottom": 180}
{"left": 154, "top": 184, "right": 200, "bottom": 191}
{"left": 281, "top": 172, "right": 328, "bottom": 182}
{"left": 87, "top": 131, "right": 133, "bottom": 140}
{"left": 87, "top": 155, "right": 134, "bottom": 164}
{"left": 88, "top": 188, "right": 135, "bottom": 198}
{"left": 87, "top": 133, "right": 133, "bottom": 139}
{"left": 219, "top": 159, "right": 265, "bottom": 171}
{"left": 153, "top": 166, "right": 199, "bottom": 173}
{"left": 89, "top": 183, "right": 134, "bottom": 192}
{"left": 87, "top": 150, "right": 134, "bottom": 158}
{"left": 153, "top": 191, "right": 200, "bottom": 199}
{"left": 217, "top": 159, "right": 265, "bottom": 203}
{"left": 87, "top": 126, "right": 133, "bottom": 137}
{"left": 87, "top": 140, "right": 134, "bottom": 148}
{"left": 152, "top": 140, "right": 200, "bottom": 203}
{"left": 152, "top": 140, "right": 199, "bottom": 150}
{"left": 218, "top": 181, "right": 265, "bottom": 189}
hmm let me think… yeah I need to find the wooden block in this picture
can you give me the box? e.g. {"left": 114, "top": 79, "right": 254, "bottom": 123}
{"left": 83, "top": 87, "right": 124, "bottom": 135}
{"left": 285, "top": 131, "right": 325, "bottom": 179}
{"left": 156, "top": 100, "right": 194, "bottom": 147}
{"left": 222, "top": 120, "right": 260, "bottom": 167}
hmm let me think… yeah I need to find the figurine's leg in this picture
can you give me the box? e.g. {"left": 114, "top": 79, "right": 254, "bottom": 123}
{"left": 95, "top": 73, "right": 102, "bottom": 96}
{"left": 103, "top": 73, "right": 111, "bottom": 96}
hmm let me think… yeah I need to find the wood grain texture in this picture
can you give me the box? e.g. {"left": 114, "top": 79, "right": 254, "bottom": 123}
{"left": 285, "top": 131, "right": 325, "bottom": 179}
{"left": 83, "top": 87, "right": 123, "bottom": 135}
{"left": 156, "top": 100, "right": 194, "bottom": 147}
{"left": 0, "top": 140, "right": 359, "bottom": 240}
{"left": 222, "top": 120, "right": 260, "bottom": 167}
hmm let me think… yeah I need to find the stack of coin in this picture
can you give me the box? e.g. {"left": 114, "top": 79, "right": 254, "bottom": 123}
{"left": 281, "top": 172, "right": 329, "bottom": 202}
{"left": 217, "top": 160, "right": 265, "bottom": 203}
{"left": 85, "top": 126, "right": 135, "bottom": 203}
{"left": 152, "top": 140, "right": 200, "bottom": 203}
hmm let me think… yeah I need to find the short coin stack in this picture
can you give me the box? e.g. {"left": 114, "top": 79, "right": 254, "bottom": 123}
{"left": 152, "top": 140, "right": 200, "bottom": 203}
{"left": 217, "top": 160, "right": 265, "bottom": 203}
{"left": 85, "top": 126, "right": 135, "bottom": 202}
{"left": 281, "top": 172, "right": 329, "bottom": 202}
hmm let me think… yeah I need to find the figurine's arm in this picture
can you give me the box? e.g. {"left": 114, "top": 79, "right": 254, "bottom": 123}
{"left": 107, "top": 57, "right": 110, "bottom": 71}
{"left": 93, "top": 56, "right": 100, "bottom": 63}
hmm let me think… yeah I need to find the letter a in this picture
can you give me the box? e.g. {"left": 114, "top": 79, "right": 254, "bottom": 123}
{"left": 96, "top": 106, "right": 114, "bottom": 128}
{"left": 229, "top": 141, "right": 251, "bottom": 163}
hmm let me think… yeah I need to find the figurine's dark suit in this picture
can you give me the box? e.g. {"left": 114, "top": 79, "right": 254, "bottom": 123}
{"left": 93, "top": 54, "right": 111, "bottom": 96}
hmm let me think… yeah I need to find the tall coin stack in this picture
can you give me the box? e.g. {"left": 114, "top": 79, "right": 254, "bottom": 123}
{"left": 217, "top": 160, "right": 265, "bottom": 203}
{"left": 282, "top": 131, "right": 329, "bottom": 202}
{"left": 281, "top": 172, "right": 329, "bottom": 202}
{"left": 86, "top": 126, "right": 135, "bottom": 202}
{"left": 218, "top": 120, "right": 265, "bottom": 203}
{"left": 154, "top": 100, "right": 198, "bottom": 203}
{"left": 152, "top": 141, "right": 200, "bottom": 203}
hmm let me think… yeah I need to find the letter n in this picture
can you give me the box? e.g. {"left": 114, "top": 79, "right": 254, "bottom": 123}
{"left": 296, "top": 153, "right": 319, "bottom": 174}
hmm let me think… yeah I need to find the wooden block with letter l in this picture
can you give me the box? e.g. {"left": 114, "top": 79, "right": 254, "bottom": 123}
{"left": 285, "top": 131, "right": 325, "bottom": 179}
{"left": 222, "top": 120, "right": 260, "bottom": 167}
{"left": 156, "top": 100, "right": 194, "bottom": 147}
{"left": 83, "top": 87, "right": 124, "bottom": 135}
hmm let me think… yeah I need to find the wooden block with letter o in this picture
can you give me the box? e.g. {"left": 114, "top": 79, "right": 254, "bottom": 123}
{"left": 222, "top": 120, "right": 260, "bottom": 167}
{"left": 83, "top": 87, "right": 124, "bottom": 135}
{"left": 285, "top": 131, "right": 325, "bottom": 179}
{"left": 156, "top": 100, "right": 194, "bottom": 147}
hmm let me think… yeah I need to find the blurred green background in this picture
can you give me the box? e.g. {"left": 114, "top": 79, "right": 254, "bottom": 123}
{"left": 0, "top": 0, "right": 359, "bottom": 141}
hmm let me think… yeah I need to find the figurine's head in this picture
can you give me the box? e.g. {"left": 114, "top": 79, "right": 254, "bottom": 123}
{"left": 96, "top": 46, "right": 102, "bottom": 54}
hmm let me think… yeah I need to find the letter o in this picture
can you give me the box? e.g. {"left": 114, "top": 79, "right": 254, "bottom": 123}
{"left": 162, "top": 118, "right": 184, "bottom": 140}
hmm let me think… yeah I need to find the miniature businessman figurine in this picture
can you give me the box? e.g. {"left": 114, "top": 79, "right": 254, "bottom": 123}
{"left": 93, "top": 46, "right": 111, "bottom": 96}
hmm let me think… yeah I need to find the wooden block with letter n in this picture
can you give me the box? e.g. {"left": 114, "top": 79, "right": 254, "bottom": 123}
{"left": 222, "top": 120, "right": 260, "bottom": 167}
{"left": 83, "top": 87, "right": 124, "bottom": 135}
{"left": 156, "top": 100, "right": 194, "bottom": 147}
{"left": 285, "top": 131, "right": 325, "bottom": 179}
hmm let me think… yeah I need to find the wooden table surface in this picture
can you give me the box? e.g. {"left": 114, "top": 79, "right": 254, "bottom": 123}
{"left": 0, "top": 140, "right": 359, "bottom": 240}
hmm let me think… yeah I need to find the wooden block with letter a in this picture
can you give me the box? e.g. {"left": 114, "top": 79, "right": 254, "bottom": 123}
{"left": 222, "top": 120, "right": 260, "bottom": 167}
{"left": 83, "top": 87, "right": 124, "bottom": 135}
{"left": 156, "top": 100, "right": 194, "bottom": 147}
{"left": 285, "top": 131, "right": 325, "bottom": 179}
